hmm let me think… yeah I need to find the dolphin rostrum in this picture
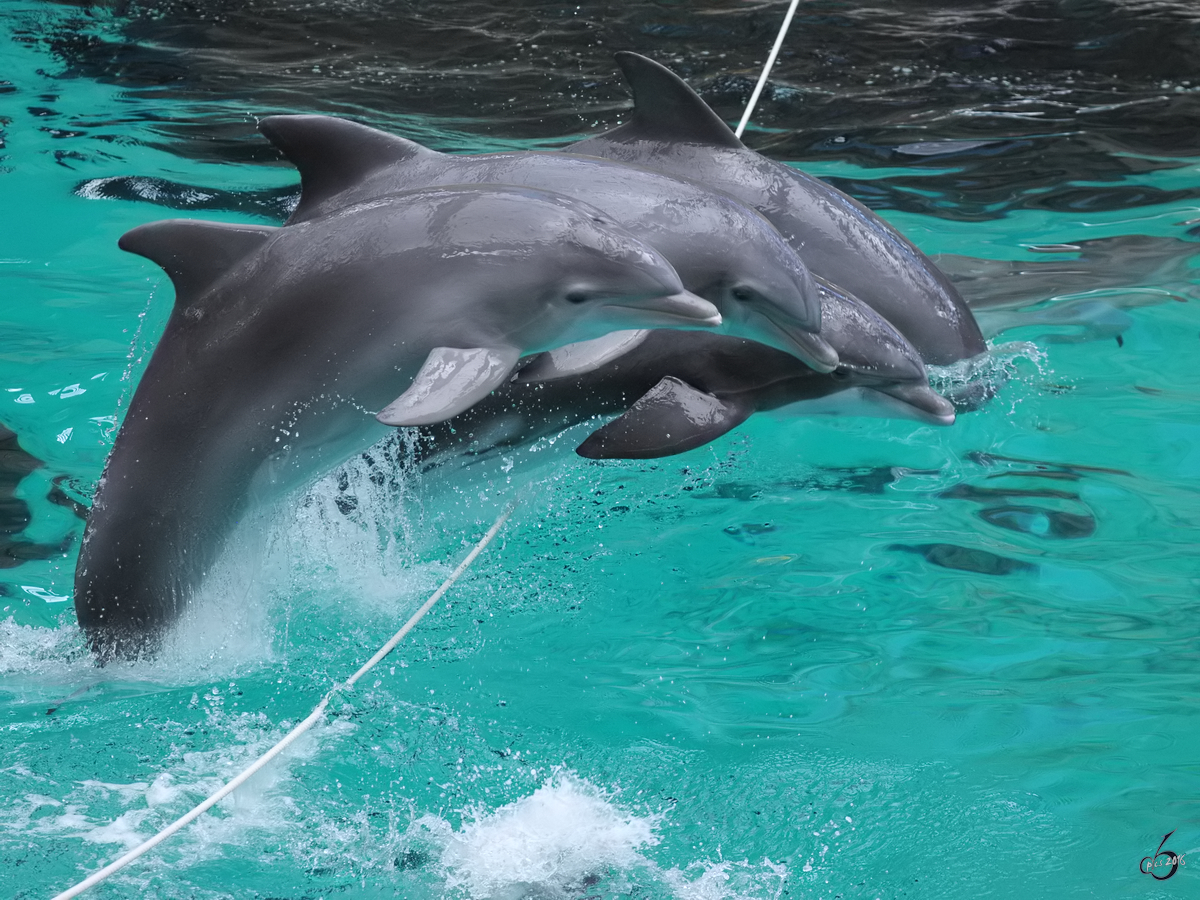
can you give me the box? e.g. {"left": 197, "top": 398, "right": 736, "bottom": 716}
{"left": 258, "top": 114, "right": 839, "bottom": 373}
{"left": 567, "top": 52, "right": 987, "bottom": 366}
{"left": 76, "top": 185, "right": 721, "bottom": 658}
{"left": 415, "top": 278, "right": 954, "bottom": 463}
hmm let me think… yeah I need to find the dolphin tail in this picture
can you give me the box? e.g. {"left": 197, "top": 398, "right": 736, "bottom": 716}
{"left": 577, "top": 376, "right": 753, "bottom": 459}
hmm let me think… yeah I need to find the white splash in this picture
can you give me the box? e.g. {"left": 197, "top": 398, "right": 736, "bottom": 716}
{"left": 927, "top": 339, "right": 1046, "bottom": 396}
{"left": 264, "top": 433, "right": 433, "bottom": 613}
{"left": 397, "top": 773, "right": 788, "bottom": 900}
{"left": 7, "top": 708, "right": 354, "bottom": 867}
{"left": 0, "top": 616, "right": 91, "bottom": 679}
{"left": 659, "top": 858, "right": 791, "bottom": 900}
{"left": 438, "top": 773, "right": 660, "bottom": 899}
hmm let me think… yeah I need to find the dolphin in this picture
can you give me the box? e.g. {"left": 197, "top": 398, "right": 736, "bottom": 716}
{"left": 415, "top": 278, "right": 954, "bottom": 463}
{"left": 76, "top": 185, "right": 722, "bottom": 658}
{"left": 257, "top": 114, "right": 839, "bottom": 373}
{"left": 566, "top": 52, "right": 987, "bottom": 366}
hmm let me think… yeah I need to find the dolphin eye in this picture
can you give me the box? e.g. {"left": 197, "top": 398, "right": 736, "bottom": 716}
{"left": 565, "top": 289, "right": 593, "bottom": 304}
{"left": 731, "top": 286, "right": 756, "bottom": 303}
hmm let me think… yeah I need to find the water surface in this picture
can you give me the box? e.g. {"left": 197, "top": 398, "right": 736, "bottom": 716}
{"left": 1, "top": 2, "right": 1198, "bottom": 897}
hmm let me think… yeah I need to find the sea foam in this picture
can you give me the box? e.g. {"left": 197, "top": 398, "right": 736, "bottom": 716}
{"left": 399, "top": 772, "right": 788, "bottom": 900}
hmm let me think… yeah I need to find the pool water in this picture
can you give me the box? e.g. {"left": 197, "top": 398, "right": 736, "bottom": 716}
{"left": 2, "top": 1, "right": 1199, "bottom": 897}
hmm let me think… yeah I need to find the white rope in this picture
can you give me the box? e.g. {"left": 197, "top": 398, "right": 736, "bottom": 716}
{"left": 736, "top": 0, "right": 802, "bottom": 138}
{"left": 51, "top": 499, "right": 518, "bottom": 900}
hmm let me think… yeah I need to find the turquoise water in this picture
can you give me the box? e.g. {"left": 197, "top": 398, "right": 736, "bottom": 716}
{"left": 2, "top": 2, "right": 1200, "bottom": 897}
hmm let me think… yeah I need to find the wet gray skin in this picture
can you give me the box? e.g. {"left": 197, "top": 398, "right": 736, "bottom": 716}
{"left": 566, "top": 52, "right": 987, "bottom": 366}
{"left": 258, "top": 114, "right": 838, "bottom": 372}
{"left": 76, "top": 185, "right": 721, "bottom": 659}
{"left": 415, "top": 279, "right": 954, "bottom": 463}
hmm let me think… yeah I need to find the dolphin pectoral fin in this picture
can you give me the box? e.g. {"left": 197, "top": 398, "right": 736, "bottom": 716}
{"left": 119, "top": 220, "right": 277, "bottom": 308}
{"left": 259, "top": 115, "right": 438, "bottom": 223}
{"left": 515, "top": 330, "right": 650, "bottom": 383}
{"left": 376, "top": 346, "right": 521, "bottom": 427}
{"left": 576, "top": 376, "right": 754, "bottom": 459}
{"left": 603, "top": 52, "right": 745, "bottom": 150}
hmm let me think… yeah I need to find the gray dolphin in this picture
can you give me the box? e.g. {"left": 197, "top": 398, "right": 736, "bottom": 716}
{"left": 76, "top": 185, "right": 721, "bottom": 658}
{"left": 566, "top": 52, "right": 986, "bottom": 366}
{"left": 257, "top": 114, "right": 839, "bottom": 373}
{"left": 416, "top": 278, "right": 954, "bottom": 463}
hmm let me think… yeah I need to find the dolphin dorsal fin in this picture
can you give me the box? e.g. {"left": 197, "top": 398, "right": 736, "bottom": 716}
{"left": 119, "top": 220, "right": 277, "bottom": 308}
{"left": 258, "top": 115, "right": 435, "bottom": 223}
{"left": 606, "top": 52, "right": 744, "bottom": 149}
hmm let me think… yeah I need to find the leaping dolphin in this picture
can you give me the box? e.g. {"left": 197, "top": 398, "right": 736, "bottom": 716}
{"left": 415, "top": 278, "right": 954, "bottom": 463}
{"left": 75, "top": 185, "right": 721, "bottom": 659}
{"left": 258, "top": 114, "right": 840, "bottom": 373}
{"left": 567, "top": 52, "right": 987, "bottom": 366}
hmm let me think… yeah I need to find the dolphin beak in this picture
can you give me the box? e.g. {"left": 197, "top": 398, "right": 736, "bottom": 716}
{"left": 875, "top": 382, "right": 956, "bottom": 425}
{"left": 614, "top": 290, "right": 722, "bottom": 327}
{"left": 784, "top": 328, "right": 840, "bottom": 373}
{"left": 754, "top": 315, "right": 840, "bottom": 373}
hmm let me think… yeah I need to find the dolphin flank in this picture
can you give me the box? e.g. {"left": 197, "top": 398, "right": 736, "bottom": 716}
{"left": 76, "top": 185, "right": 720, "bottom": 659}
{"left": 258, "top": 114, "right": 840, "bottom": 373}
{"left": 568, "top": 51, "right": 987, "bottom": 366}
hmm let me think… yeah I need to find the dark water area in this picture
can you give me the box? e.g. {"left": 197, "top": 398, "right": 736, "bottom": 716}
{"left": 14, "top": 0, "right": 1200, "bottom": 223}
{"left": 0, "top": 426, "right": 79, "bottom": 570}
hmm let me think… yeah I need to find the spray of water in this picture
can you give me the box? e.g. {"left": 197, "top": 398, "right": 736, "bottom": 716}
{"left": 389, "top": 772, "right": 789, "bottom": 900}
